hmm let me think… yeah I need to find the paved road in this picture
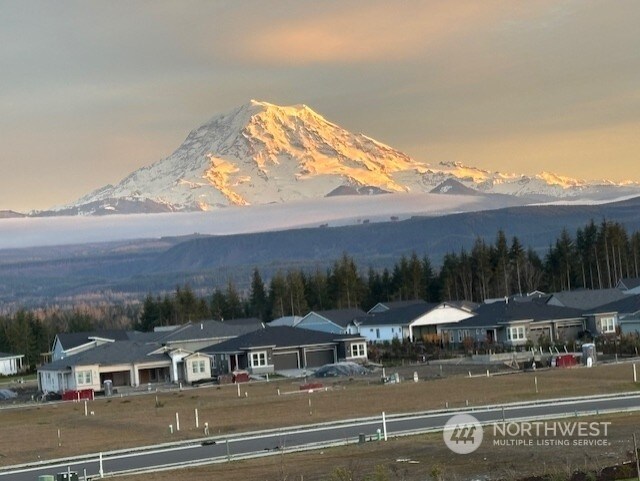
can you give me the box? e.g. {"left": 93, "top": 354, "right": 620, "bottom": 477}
{"left": 3, "top": 393, "right": 640, "bottom": 481}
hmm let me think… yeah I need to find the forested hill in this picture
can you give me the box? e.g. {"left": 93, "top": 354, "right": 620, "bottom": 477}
{"left": 149, "top": 197, "right": 640, "bottom": 273}
{"left": 1, "top": 196, "right": 640, "bottom": 309}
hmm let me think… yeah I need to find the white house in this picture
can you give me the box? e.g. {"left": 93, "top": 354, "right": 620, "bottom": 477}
{"left": 352, "top": 302, "right": 476, "bottom": 342}
{"left": 0, "top": 352, "right": 24, "bottom": 376}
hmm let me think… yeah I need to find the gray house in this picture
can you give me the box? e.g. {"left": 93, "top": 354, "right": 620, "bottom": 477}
{"left": 201, "top": 326, "right": 368, "bottom": 375}
{"left": 440, "top": 301, "right": 585, "bottom": 348}
{"left": 584, "top": 294, "right": 640, "bottom": 336}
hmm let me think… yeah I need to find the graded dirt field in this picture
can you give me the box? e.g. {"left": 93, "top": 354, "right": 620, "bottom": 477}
{"left": 1, "top": 362, "right": 639, "bottom": 469}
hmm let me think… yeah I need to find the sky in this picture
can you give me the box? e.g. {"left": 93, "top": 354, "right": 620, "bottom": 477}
{"left": 1, "top": 0, "right": 639, "bottom": 212}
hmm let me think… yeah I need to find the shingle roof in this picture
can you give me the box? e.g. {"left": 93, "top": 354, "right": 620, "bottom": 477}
{"left": 200, "top": 326, "right": 361, "bottom": 354}
{"left": 448, "top": 301, "right": 584, "bottom": 329}
{"left": 588, "top": 294, "right": 640, "bottom": 315}
{"left": 619, "top": 278, "right": 640, "bottom": 291}
{"left": 158, "top": 320, "right": 262, "bottom": 342}
{"left": 56, "top": 330, "right": 135, "bottom": 350}
{"left": 0, "top": 352, "right": 22, "bottom": 358}
{"left": 356, "top": 303, "right": 440, "bottom": 327}
{"left": 368, "top": 300, "right": 428, "bottom": 313}
{"left": 309, "top": 309, "right": 367, "bottom": 328}
{"left": 40, "top": 340, "right": 167, "bottom": 371}
{"left": 547, "top": 289, "right": 626, "bottom": 310}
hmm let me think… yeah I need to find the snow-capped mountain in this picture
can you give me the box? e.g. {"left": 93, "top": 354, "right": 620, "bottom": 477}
{"left": 51, "top": 100, "right": 640, "bottom": 215}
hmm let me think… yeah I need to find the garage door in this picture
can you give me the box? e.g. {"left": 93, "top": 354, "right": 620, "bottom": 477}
{"left": 273, "top": 351, "right": 299, "bottom": 370}
{"left": 305, "top": 349, "right": 335, "bottom": 368}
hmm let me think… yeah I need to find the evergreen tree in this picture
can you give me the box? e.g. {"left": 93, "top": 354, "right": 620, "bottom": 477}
{"left": 248, "top": 268, "right": 268, "bottom": 321}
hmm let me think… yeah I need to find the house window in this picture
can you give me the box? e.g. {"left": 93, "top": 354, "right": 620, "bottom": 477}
{"left": 507, "top": 326, "right": 526, "bottom": 341}
{"left": 250, "top": 351, "right": 268, "bottom": 368}
{"left": 199, "top": 360, "right": 206, "bottom": 373}
{"left": 457, "top": 331, "right": 463, "bottom": 343}
{"left": 192, "top": 361, "right": 199, "bottom": 374}
{"left": 351, "top": 343, "right": 366, "bottom": 357}
{"left": 376, "top": 328, "right": 380, "bottom": 339}
{"left": 76, "top": 370, "right": 92, "bottom": 385}
{"left": 600, "top": 317, "right": 616, "bottom": 333}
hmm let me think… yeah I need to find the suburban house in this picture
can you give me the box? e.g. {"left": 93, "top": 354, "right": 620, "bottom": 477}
{"left": 201, "top": 326, "right": 368, "bottom": 375}
{"left": 352, "top": 302, "right": 476, "bottom": 342}
{"left": 38, "top": 340, "right": 214, "bottom": 394}
{"left": 545, "top": 288, "right": 626, "bottom": 310}
{"left": 39, "top": 340, "right": 172, "bottom": 394}
{"left": 38, "top": 319, "right": 262, "bottom": 394}
{"left": 440, "top": 301, "right": 586, "bottom": 348}
{"left": 296, "top": 309, "right": 367, "bottom": 334}
{"left": 617, "top": 278, "right": 640, "bottom": 295}
{"left": 583, "top": 294, "right": 640, "bottom": 336}
{"left": 0, "top": 352, "right": 24, "bottom": 376}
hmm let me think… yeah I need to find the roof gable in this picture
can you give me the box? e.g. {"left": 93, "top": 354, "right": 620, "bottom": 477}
{"left": 304, "top": 309, "right": 367, "bottom": 328}
{"left": 618, "top": 278, "right": 640, "bottom": 291}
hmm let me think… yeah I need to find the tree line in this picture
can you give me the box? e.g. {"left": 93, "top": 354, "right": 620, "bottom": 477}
{"left": 2, "top": 219, "right": 640, "bottom": 368}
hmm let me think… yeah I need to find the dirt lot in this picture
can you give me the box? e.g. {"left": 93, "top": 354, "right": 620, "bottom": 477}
{"left": 1, "top": 362, "right": 639, "bottom": 470}
{"left": 116, "top": 411, "right": 640, "bottom": 481}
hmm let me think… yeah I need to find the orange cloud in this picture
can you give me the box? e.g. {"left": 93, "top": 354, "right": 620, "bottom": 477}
{"left": 234, "top": 1, "right": 548, "bottom": 65}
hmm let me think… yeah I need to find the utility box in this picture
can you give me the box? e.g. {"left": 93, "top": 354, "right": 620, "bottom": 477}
{"left": 56, "top": 472, "right": 79, "bottom": 481}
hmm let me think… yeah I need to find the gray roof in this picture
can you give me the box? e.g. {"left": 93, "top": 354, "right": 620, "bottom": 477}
{"left": 158, "top": 320, "right": 263, "bottom": 343}
{"left": 368, "top": 300, "right": 428, "bottom": 313}
{"left": 447, "top": 301, "right": 584, "bottom": 329}
{"left": 40, "top": 340, "right": 167, "bottom": 371}
{"left": 546, "top": 289, "right": 626, "bottom": 310}
{"left": 619, "top": 278, "right": 640, "bottom": 291}
{"left": 56, "top": 330, "right": 137, "bottom": 350}
{"left": 200, "top": 326, "right": 362, "bottom": 354}
{"left": 0, "top": 352, "right": 22, "bottom": 358}
{"left": 356, "top": 303, "right": 440, "bottom": 327}
{"left": 306, "top": 309, "right": 367, "bottom": 328}
{"left": 588, "top": 294, "right": 640, "bottom": 316}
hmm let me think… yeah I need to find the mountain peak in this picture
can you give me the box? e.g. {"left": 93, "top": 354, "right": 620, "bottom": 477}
{"left": 53, "top": 101, "right": 640, "bottom": 215}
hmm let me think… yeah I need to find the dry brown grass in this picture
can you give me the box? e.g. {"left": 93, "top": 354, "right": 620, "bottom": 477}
{"left": 1, "top": 362, "right": 638, "bottom": 468}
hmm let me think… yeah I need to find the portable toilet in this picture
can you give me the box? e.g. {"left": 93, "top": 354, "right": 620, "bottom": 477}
{"left": 103, "top": 379, "right": 113, "bottom": 396}
{"left": 582, "top": 343, "right": 596, "bottom": 367}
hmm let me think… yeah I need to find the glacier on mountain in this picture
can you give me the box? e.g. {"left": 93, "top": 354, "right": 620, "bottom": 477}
{"left": 54, "top": 100, "right": 640, "bottom": 215}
